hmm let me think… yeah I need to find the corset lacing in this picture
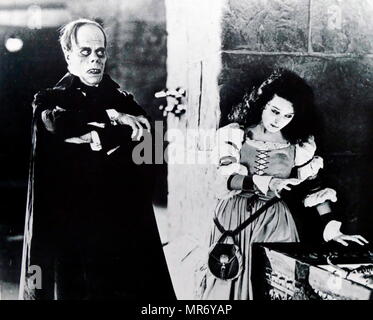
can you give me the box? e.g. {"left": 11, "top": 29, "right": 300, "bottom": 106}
{"left": 254, "top": 150, "right": 269, "bottom": 175}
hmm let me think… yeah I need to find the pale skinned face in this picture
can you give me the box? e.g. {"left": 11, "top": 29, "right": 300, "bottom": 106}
{"left": 261, "top": 94, "right": 295, "bottom": 133}
{"left": 64, "top": 24, "right": 107, "bottom": 86}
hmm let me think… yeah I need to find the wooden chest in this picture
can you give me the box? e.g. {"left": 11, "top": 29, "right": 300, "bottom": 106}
{"left": 251, "top": 243, "right": 373, "bottom": 300}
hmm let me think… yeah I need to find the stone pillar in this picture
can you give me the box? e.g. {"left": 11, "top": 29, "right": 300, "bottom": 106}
{"left": 164, "top": 0, "right": 224, "bottom": 299}
{"left": 165, "top": 0, "right": 223, "bottom": 243}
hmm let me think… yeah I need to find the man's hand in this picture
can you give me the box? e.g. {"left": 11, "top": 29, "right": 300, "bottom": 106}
{"left": 332, "top": 233, "right": 369, "bottom": 247}
{"left": 268, "top": 177, "right": 302, "bottom": 198}
{"left": 116, "top": 113, "right": 151, "bottom": 141}
{"left": 65, "top": 132, "right": 92, "bottom": 144}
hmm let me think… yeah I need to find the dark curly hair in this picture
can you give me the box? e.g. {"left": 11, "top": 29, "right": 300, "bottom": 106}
{"left": 228, "top": 69, "right": 316, "bottom": 145}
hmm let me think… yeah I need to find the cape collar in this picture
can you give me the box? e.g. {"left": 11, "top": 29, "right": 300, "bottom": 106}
{"left": 53, "top": 72, "right": 120, "bottom": 91}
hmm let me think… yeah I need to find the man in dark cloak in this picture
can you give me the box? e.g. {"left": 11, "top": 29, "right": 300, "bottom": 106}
{"left": 19, "top": 18, "right": 175, "bottom": 300}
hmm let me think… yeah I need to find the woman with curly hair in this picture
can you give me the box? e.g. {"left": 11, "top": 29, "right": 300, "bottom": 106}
{"left": 200, "top": 69, "right": 368, "bottom": 300}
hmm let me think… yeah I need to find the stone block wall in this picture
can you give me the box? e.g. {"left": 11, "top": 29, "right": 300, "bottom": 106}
{"left": 223, "top": 0, "right": 310, "bottom": 52}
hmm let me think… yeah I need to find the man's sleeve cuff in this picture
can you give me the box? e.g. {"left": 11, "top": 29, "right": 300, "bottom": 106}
{"left": 106, "top": 109, "right": 120, "bottom": 123}
{"left": 90, "top": 130, "right": 102, "bottom": 151}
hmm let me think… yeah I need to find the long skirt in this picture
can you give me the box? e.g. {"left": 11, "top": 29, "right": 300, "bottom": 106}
{"left": 200, "top": 193, "right": 299, "bottom": 300}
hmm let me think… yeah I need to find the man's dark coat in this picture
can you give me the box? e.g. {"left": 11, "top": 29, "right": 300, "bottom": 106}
{"left": 19, "top": 73, "right": 175, "bottom": 300}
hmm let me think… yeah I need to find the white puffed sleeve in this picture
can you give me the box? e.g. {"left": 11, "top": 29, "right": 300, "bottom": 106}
{"left": 212, "top": 123, "right": 247, "bottom": 199}
{"left": 304, "top": 188, "right": 337, "bottom": 207}
{"left": 295, "top": 136, "right": 323, "bottom": 180}
{"left": 295, "top": 136, "right": 337, "bottom": 207}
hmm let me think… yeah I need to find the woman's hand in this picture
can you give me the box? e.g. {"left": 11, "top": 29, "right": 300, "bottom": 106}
{"left": 332, "top": 233, "right": 369, "bottom": 246}
{"left": 268, "top": 177, "right": 302, "bottom": 198}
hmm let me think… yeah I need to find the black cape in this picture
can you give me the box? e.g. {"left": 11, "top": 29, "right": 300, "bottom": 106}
{"left": 19, "top": 73, "right": 175, "bottom": 300}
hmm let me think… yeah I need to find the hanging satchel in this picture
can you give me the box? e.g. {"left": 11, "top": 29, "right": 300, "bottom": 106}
{"left": 208, "top": 195, "right": 281, "bottom": 281}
